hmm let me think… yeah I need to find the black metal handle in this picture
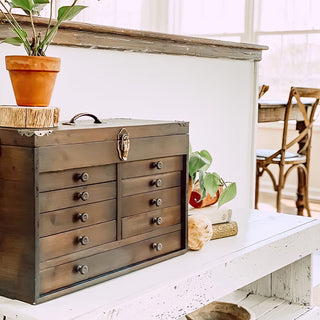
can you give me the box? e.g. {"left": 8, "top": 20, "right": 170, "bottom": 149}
{"left": 77, "top": 235, "right": 89, "bottom": 245}
{"left": 152, "top": 243, "right": 163, "bottom": 251}
{"left": 77, "top": 172, "right": 89, "bottom": 182}
{"left": 151, "top": 198, "right": 162, "bottom": 207}
{"left": 152, "top": 216, "right": 163, "bottom": 225}
{"left": 77, "top": 212, "right": 89, "bottom": 222}
{"left": 78, "top": 191, "right": 89, "bottom": 201}
{"left": 76, "top": 265, "right": 89, "bottom": 275}
{"left": 63, "top": 113, "right": 102, "bottom": 125}
{"left": 152, "top": 179, "right": 162, "bottom": 187}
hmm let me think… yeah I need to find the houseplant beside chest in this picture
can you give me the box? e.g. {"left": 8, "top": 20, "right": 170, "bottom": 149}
{"left": 0, "top": 116, "right": 189, "bottom": 304}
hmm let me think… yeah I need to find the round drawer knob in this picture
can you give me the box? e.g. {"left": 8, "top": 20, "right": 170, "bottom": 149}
{"left": 78, "top": 172, "right": 89, "bottom": 182}
{"left": 151, "top": 198, "right": 162, "bottom": 207}
{"left": 152, "top": 179, "right": 162, "bottom": 187}
{"left": 152, "top": 242, "right": 163, "bottom": 251}
{"left": 152, "top": 216, "right": 163, "bottom": 225}
{"left": 78, "top": 191, "right": 89, "bottom": 201}
{"left": 153, "top": 161, "right": 163, "bottom": 169}
{"left": 78, "top": 235, "right": 89, "bottom": 245}
{"left": 77, "top": 212, "right": 89, "bottom": 222}
{"left": 76, "top": 265, "right": 89, "bottom": 275}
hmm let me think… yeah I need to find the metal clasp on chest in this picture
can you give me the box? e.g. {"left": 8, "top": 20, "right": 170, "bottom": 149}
{"left": 117, "top": 128, "right": 130, "bottom": 161}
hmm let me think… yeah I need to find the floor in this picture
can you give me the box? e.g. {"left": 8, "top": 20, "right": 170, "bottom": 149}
{"left": 258, "top": 192, "right": 320, "bottom": 307}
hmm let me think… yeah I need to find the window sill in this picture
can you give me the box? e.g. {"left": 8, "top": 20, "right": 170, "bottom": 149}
{"left": 0, "top": 14, "right": 267, "bottom": 61}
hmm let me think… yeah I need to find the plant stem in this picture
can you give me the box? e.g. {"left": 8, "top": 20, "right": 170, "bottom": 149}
{"left": 41, "top": 0, "right": 78, "bottom": 54}
{"left": 29, "top": 12, "right": 37, "bottom": 55}
{"left": 44, "top": 0, "right": 53, "bottom": 40}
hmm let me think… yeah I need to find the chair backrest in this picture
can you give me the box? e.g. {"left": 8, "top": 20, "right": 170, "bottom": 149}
{"left": 281, "top": 87, "right": 320, "bottom": 156}
{"left": 258, "top": 84, "right": 269, "bottom": 99}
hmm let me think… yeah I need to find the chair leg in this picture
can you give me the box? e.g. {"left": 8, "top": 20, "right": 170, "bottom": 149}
{"left": 304, "top": 168, "right": 311, "bottom": 217}
{"left": 277, "top": 162, "right": 285, "bottom": 213}
{"left": 296, "top": 167, "right": 306, "bottom": 216}
{"left": 255, "top": 166, "right": 260, "bottom": 209}
{"left": 276, "top": 187, "right": 282, "bottom": 213}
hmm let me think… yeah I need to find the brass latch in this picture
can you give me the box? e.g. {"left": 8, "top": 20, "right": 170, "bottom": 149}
{"left": 117, "top": 128, "right": 130, "bottom": 161}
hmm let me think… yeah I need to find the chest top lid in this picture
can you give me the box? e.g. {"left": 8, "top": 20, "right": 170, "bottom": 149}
{"left": 0, "top": 118, "right": 189, "bottom": 147}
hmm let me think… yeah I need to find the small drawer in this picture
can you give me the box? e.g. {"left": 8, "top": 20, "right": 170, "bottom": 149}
{"left": 39, "top": 181, "right": 116, "bottom": 213}
{"left": 121, "top": 187, "right": 181, "bottom": 217}
{"left": 39, "top": 199, "right": 116, "bottom": 237}
{"left": 121, "top": 171, "right": 181, "bottom": 197}
{"left": 120, "top": 156, "right": 184, "bottom": 179}
{"left": 40, "top": 220, "right": 116, "bottom": 262}
{"left": 122, "top": 205, "right": 181, "bottom": 238}
{"left": 39, "top": 164, "right": 116, "bottom": 192}
{"left": 40, "top": 231, "right": 182, "bottom": 294}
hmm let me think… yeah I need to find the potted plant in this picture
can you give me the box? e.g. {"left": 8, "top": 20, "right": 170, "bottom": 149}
{"left": 188, "top": 146, "right": 237, "bottom": 208}
{"left": 0, "top": 0, "right": 92, "bottom": 107}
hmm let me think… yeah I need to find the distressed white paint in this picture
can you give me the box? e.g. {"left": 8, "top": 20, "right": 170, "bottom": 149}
{"left": 0, "top": 43, "right": 257, "bottom": 210}
{"left": 0, "top": 210, "right": 319, "bottom": 320}
{"left": 243, "top": 255, "right": 312, "bottom": 305}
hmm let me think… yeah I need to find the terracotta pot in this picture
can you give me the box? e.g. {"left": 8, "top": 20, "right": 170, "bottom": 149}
{"left": 5, "top": 55, "right": 61, "bottom": 107}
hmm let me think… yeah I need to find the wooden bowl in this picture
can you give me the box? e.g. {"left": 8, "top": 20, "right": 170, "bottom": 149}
{"left": 186, "top": 301, "right": 255, "bottom": 320}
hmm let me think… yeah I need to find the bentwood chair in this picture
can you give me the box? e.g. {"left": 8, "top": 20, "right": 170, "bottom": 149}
{"left": 255, "top": 87, "right": 320, "bottom": 216}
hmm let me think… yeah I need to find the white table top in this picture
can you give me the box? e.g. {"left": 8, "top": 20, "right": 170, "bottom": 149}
{"left": 1, "top": 209, "right": 319, "bottom": 320}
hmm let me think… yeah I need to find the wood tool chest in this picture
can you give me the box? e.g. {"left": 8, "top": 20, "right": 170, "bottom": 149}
{"left": 0, "top": 115, "right": 189, "bottom": 304}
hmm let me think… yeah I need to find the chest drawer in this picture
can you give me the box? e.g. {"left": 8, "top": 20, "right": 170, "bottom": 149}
{"left": 39, "top": 164, "right": 116, "bottom": 192}
{"left": 39, "top": 181, "right": 116, "bottom": 213}
{"left": 38, "top": 135, "right": 188, "bottom": 172}
{"left": 122, "top": 205, "right": 181, "bottom": 238}
{"left": 39, "top": 200, "right": 116, "bottom": 237}
{"left": 40, "top": 220, "right": 116, "bottom": 261}
{"left": 121, "top": 187, "right": 181, "bottom": 217}
{"left": 120, "top": 156, "right": 184, "bottom": 179}
{"left": 40, "top": 230, "right": 182, "bottom": 294}
{"left": 121, "top": 171, "right": 181, "bottom": 197}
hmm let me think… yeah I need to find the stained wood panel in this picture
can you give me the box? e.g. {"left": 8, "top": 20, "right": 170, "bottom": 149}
{"left": 39, "top": 181, "right": 116, "bottom": 212}
{"left": 121, "top": 172, "right": 181, "bottom": 196}
{"left": 121, "top": 187, "right": 181, "bottom": 217}
{"left": 38, "top": 135, "right": 188, "bottom": 172}
{"left": 40, "top": 231, "right": 182, "bottom": 294}
{"left": 39, "top": 200, "right": 116, "bottom": 237}
{"left": 39, "top": 164, "right": 116, "bottom": 191}
{"left": 40, "top": 220, "right": 116, "bottom": 261}
{"left": 122, "top": 206, "right": 181, "bottom": 238}
{"left": 120, "top": 156, "right": 183, "bottom": 179}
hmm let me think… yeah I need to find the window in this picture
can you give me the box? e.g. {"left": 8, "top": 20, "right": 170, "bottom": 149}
{"left": 255, "top": 0, "right": 320, "bottom": 100}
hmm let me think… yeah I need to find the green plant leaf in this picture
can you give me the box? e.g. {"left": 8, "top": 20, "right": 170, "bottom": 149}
{"left": 1, "top": 37, "right": 24, "bottom": 46}
{"left": 189, "top": 152, "right": 210, "bottom": 179}
{"left": 218, "top": 182, "right": 237, "bottom": 208}
{"left": 204, "top": 172, "right": 220, "bottom": 197}
{"left": 57, "top": 5, "right": 87, "bottom": 22}
{"left": 11, "top": 0, "right": 34, "bottom": 11}
{"left": 199, "top": 150, "right": 212, "bottom": 171}
{"left": 33, "top": 0, "right": 49, "bottom": 14}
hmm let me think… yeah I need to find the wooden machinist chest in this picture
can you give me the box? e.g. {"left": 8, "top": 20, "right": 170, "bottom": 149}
{"left": 0, "top": 116, "right": 189, "bottom": 304}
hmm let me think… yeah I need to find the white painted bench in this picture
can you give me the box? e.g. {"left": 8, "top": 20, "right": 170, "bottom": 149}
{"left": 0, "top": 210, "right": 319, "bottom": 320}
